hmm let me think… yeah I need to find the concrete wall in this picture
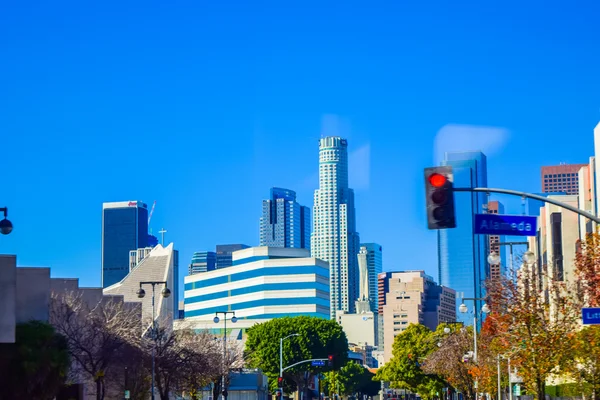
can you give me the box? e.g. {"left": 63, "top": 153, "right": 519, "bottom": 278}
{"left": 16, "top": 267, "right": 51, "bottom": 323}
{"left": 0, "top": 255, "right": 16, "bottom": 343}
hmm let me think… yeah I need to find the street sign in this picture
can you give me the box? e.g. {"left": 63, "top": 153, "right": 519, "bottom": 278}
{"left": 124, "top": 390, "right": 130, "bottom": 399}
{"left": 474, "top": 214, "right": 537, "bottom": 236}
{"left": 582, "top": 308, "right": 600, "bottom": 325}
{"left": 311, "top": 360, "right": 325, "bottom": 367}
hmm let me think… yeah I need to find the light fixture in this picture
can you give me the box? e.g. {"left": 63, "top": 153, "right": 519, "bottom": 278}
{"left": 214, "top": 316, "right": 220, "bottom": 324}
{"left": 459, "top": 303, "right": 468, "bottom": 313}
{"left": 487, "top": 252, "right": 501, "bottom": 265}
{"left": 523, "top": 251, "right": 536, "bottom": 265}
{"left": 481, "top": 303, "right": 490, "bottom": 314}
{"left": 231, "top": 316, "right": 238, "bottom": 323}
{"left": 136, "top": 288, "right": 146, "bottom": 298}
{"left": 161, "top": 287, "right": 171, "bottom": 298}
{"left": 444, "top": 327, "right": 451, "bottom": 334}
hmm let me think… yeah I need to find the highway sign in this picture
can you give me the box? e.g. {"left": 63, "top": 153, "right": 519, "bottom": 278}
{"left": 311, "top": 360, "right": 325, "bottom": 367}
{"left": 474, "top": 214, "right": 537, "bottom": 236}
{"left": 582, "top": 308, "right": 600, "bottom": 325}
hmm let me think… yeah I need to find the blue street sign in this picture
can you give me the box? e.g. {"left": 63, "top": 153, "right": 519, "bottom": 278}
{"left": 311, "top": 360, "right": 325, "bottom": 367}
{"left": 582, "top": 308, "right": 600, "bottom": 325}
{"left": 474, "top": 214, "right": 537, "bottom": 236}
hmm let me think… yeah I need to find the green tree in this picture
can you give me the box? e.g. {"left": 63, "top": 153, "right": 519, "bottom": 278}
{"left": 245, "top": 316, "right": 348, "bottom": 395}
{"left": 571, "top": 326, "right": 600, "bottom": 400}
{"left": 324, "top": 361, "right": 380, "bottom": 398}
{"left": 375, "top": 324, "right": 445, "bottom": 400}
{"left": 0, "top": 320, "right": 70, "bottom": 400}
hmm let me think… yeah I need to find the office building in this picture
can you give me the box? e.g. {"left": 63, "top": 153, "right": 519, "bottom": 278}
{"left": 542, "top": 163, "right": 588, "bottom": 195}
{"left": 259, "top": 187, "right": 311, "bottom": 250}
{"left": 361, "top": 243, "right": 383, "bottom": 313}
{"left": 438, "top": 151, "right": 487, "bottom": 325}
{"left": 485, "top": 201, "right": 506, "bottom": 280}
{"left": 148, "top": 234, "right": 159, "bottom": 247}
{"left": 182, "top": 247, "right": 330, "bottom": 335}
{"left": 189, "top": 251, "right": 217, "bottom": 275}
{"left": 312, "top": 136, "right": 361, "bottom": 318}
{"left": 102, "top": 201, "right": 149, "bottom": 288}
{"left": 105, "top": 243, "right": 180, "bottom": 329}
{"left": 378, "top": 271, "right": 456, "bottom": 363}
{"left": 216, "top": 244, "right": 250, "bottom": 269}
{"left": 578, "top": 157, "right": 597, "bottom": 238}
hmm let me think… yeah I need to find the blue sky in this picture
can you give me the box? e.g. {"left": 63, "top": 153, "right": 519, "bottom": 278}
{"left": 1, "top": 0, "right": 599, "bottom": 293}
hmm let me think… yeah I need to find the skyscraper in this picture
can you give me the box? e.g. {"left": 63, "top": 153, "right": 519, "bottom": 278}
{"left": 485, "top": 201, "right": 506, "bottom": 280}
{"left": 189, "top": 251, "right": 217, "bottom": 275}
{"left": 215, "top": 244, "right": 250, "bottom": 269}
{"left": 102, "top": 201, "right": 149, "bottom": 288}
{"left": 437, "top": 152, "right": 488, "bottom": 326}
{"left": 259, "top": 187, "right": 311, "bottom": 250}
{"left": 312, "top": 136, "right": 360, "bottom": 318}
{"left": 360, "top": 243, "right": 383, "bottom": 313}
{"left": 541, "top": 163, "right": 588, "bottom": 195}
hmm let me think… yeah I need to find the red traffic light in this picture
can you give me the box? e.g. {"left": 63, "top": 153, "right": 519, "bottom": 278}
{"left": 428, "top": 173, "right": 447, "bottom": 188}
{"left": 328, "top": 355, "right": 333, "bottom": 361}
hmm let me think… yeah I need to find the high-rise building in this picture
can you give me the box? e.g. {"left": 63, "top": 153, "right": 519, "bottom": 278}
{"left": 438, "top": 152, "right": 488, "bottom": 326}
{"left": 182, "top": 247, "right": 330, "bottom": 334}
{"left": 577, "top": 157, "right": 597, "bottom": 238}
{"left": 259, "top": 187, "right": 311, "bottom": 250}
{"left": 102, "top": 201, "right": 149, "bottom": 288}
{"left": 312, "top": 137, "right": 361, "bottom": 318}
{"left": 485, "top": 201, "right": 506, "bottom": 280}
{"left": 189, "top": 251, "right": 217, "bottom": 275}
{"left": 378, "top": 271, "right": 456, "bottom": 363}
{"left": 216, "top": 244, "right": 250, "bottom": 269}
{"left": 361, "top": 243, "right": 383, "bottom": 313}
{"left": 541, "top": 163, "right": 588, "bottom": 195}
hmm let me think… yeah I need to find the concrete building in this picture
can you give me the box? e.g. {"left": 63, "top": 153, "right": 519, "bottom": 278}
{"left": 338, "top": 311, "right": 376, "bottom": 348}
{"left": 216, "top": 244, "right": 250, "bottom": 269}
{"left": 438, "top": 151, "right": 487, "bottom": 326}
{"left": 378, "top": 271, "right": 456, "bottom": 362}
{"left": 104, "top": 243, "right": 179, "bottom": 330}
{"left": 182, "top": 247, "right": 330, "bottom": 336}
{"left": 577, "top": 157, "right": 597, "bottom": 238}
{"left": 542, "top": 163, "right": 588, "bottom": 195}
{"left": 485, "top": 201, "right": 506, "bottom": 280}
{"left": 259, "top": 187, "right": 311, "bottom": 250}
{"left": 189, "top": 251, "right": 217, "bottom": 275}
{"left": 312, "top": 136, "right": 361, "bottom": 318}
{"left": 102, "top": 201, "right": 149, "bottom": 288}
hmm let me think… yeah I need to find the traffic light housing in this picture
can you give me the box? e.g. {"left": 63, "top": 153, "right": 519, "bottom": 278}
{"left": 424, "top": 166, "right": 456, "bottom": 229}
{"left": 278, "top": 377, "right": 283, "bottom": 387}
{"left": 328, "top": 355, "right": 334, "bottom": 367}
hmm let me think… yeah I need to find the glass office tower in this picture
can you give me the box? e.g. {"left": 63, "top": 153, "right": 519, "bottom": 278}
{"left": 259, "top": 187, "right": 311, "bottom": 250}
{"left": 437, "top": 152, "right": 488, "bottom": 326}
{"left": 189, "top": 251, "right": 217, "bottom": 275}
{"left": 102, "top": 201, "right": 149, "bottom": 288}
{"left": 361, "top": 243, "right": 383, "bottom": 313}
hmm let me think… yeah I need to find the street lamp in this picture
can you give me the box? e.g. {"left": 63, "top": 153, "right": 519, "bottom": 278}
{"left": 460, "top": 297, "right": 490, "bottom": 399}
{"left": 279, "top": 333, "right": 300, "bottom": 397}
{"left": 214, "top": 311, "right": 237, "bottom": 400}
{"left": 137, "top": 281, "right": 171, "bottom": 400}
{"left": 0, "top": 207, "right": 13, "bottom": 235}
{"left": 487, "top": 252, "right": 501, "bottom": 266}
{"left": 522, "top": 250, "right": 535, "bottom": 265}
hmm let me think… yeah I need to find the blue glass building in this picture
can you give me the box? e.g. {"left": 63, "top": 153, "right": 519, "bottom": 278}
{"left": 102, "top": 201, "right": 149, "bottom": 288}
{"left": 189, "top": 251, "right": 217, "bottom": 275}
{"left": 216, "top": 244, "right": 250, "bottom": 269}
{"left": 438, "top": 152, "right": 488, "bottom": 326}
{"left": 360, "top": 243, "right": 383, "bottom": 313}
{"left": 259, "top": 187, "right": 311, "bottom": 250}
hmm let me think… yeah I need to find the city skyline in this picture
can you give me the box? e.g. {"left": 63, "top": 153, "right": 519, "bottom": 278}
{"left": 2, "top": 1, "right": 599, "bottom": 293}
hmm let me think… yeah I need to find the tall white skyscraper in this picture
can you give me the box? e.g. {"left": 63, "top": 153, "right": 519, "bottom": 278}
{"left": 312, "top": 137, "right": 360, "bottom": 318}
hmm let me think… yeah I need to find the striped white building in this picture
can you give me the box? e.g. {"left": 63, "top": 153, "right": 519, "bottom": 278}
{"left": 181, "top": 247, "right": 330, "bottom": 334}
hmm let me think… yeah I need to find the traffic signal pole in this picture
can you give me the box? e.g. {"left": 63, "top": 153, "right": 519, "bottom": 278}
{"left": 453, "top": 187, "right": 600, "bottom": 224}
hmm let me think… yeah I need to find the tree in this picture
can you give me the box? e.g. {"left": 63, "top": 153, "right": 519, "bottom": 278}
{"left": 0, "top": 320, "right": 70, "bottom": 400}
{"left": 571, "top": 325, "right": 600, "bottom": 400}
{"left": 485, "top": 263, "right": 580, "bottom": 400}
{"left": 575, "top": 232, "right": 600, "bottom": 307}
{"left": 208, "top": 334, "right": 245, "bottom": 400}
{"left": 324, "top": 361, "right": 380, "bottom": 398}
{"left": 375, "top": 324, "right": 445, "bottom": 400}
{"left": 50, "top": 291, "right": 143, "bottom": 400}
{"left": 245, "top": 316, "right": 349, "bottom": 395}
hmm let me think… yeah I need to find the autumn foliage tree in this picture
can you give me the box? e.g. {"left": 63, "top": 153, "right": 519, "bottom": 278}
{"left": 575, "top": 232, "right": 600, "bottom": 307}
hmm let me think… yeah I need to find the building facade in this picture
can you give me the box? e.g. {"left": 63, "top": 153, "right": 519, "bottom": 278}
{"left": 183, "top": 247, "right": 330, "bottom": 334}
{"left": 379, "top": 271, "right": 456, "bottom": 362}
{"left": 541, "top": 163, "right": 588, "bottom": 195}
{"left": 259, "top": 187, "right": 311, "bottom": 250}
{"left": 438, "top": 152, "right": 487, "bottom": 325}
{"left": 216, "top": 244, "right": 250, "bottom": 269}
{"left": 311, "top": 136, "right": 361, "bottom": 318}
{"left": 102, "top": 201, "right": 149, "bottom": 288}
{"left": 361, "top": 243, "right": 383, "bottom": 313}
{"left": 189, "top": 251, "right": 217, "bottom": 275}
{"left": 485, "top": 201, "right": 506, "bottom": 280}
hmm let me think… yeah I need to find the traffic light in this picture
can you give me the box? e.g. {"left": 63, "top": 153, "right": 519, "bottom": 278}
{"left": 328, "top": 355, "right": 334, "bottom": 367}
{"left": 278, "top": 377, "right": 284, "bottom": 387}
{"left": 424, "top": 166, "right": 456, "bottom": 229}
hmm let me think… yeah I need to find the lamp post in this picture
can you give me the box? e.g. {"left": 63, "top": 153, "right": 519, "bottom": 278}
{"left": 136, "top": 281, "right": 171, "bottom": 400}
{"left": 459, "top": 298, "right": 490, "bottom": 399}
{"left": 279, "top": 333, "right": 300, "bottom": 397}
{"left": 214, "top": 311, "right": 237, "bottom": 400}
{"left": 0, "top": 207, "right": 13, "bottom": 235}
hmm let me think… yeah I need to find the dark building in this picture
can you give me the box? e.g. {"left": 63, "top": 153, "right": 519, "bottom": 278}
{"left": 189, "top": 251, "right": 217, "bottom": 275}
{"left": 102, "top": 201, "right": 148, "bottom": 288}
{"left": 216, "top": 244, "right": 250, "bottom": 269}
{"left": 259, "top": 187, "right": 311, "bottom": 250}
